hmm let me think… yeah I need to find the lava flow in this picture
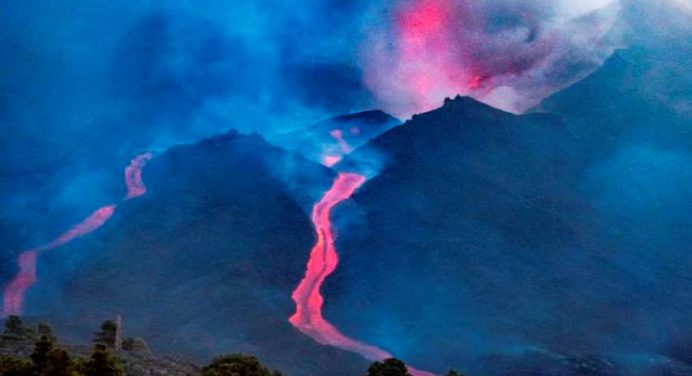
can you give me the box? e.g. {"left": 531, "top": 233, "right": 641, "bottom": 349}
{"left": 289, "top": 172, "right": 436, "bottom": 376}
{"left": 321, "top": 129, "right": 354, "bottom": 167}
{"left": 125, "top": 152, "right": 153, "bottom": 199}
{"left": 1, "top": 152, "right": 152, "bottom": 317}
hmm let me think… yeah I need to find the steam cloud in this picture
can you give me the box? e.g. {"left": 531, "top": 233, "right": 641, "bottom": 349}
{"left": 363, "top": 0, "right": 622, "bottom": 117}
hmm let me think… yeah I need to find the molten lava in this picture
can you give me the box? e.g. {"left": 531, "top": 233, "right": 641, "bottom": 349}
{"left": 1, "top": 251, "right": 37, "bottom": 318}
{"left": 289, "top": 172, "right": 436, "bottom": 376}
{"left": 289, "top": 173, "right": 382, "bottom": 355}
{"left": 1, "top": 152, "right": 152, "bottom": 317}
{"left": 125, "top": 152, "right": 153, "bottom": 199}
{"left": 321, "top": 129, "right": 355, "bottom": 167}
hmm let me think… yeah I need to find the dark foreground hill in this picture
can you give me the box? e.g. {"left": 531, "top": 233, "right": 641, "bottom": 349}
{"left": 22, "top": 130, "right": 369, "bottom": 375}
{"left": 326, "top": 52, "right": 692, "bottom": 375}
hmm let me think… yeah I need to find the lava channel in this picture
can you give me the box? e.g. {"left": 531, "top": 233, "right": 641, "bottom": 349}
{"left": 289, "top": 172, "right": 436, "bottom": 376}
{"left": 1, "top": 152, "right": 152, "bottom": 317}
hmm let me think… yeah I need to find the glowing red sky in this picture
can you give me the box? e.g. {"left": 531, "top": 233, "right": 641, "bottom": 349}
{"left": 364, "top": 0, "right": 620, "bottom": 117}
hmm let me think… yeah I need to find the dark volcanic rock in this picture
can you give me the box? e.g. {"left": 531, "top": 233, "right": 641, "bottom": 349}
{"left": 26, "top": 130, "right": 368, "bottom": 375}
{"left": 325, "top": 53, "right": 692, "bottom": 374}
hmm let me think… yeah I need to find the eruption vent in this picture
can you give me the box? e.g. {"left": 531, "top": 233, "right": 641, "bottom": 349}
{"left": 364, "top": 0, "right": 620, "bottom": 116}
{"left": 1, "top": 152, "right": 152, "bottom": 317}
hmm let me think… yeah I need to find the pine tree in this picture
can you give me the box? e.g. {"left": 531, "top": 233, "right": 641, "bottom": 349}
{"left": 31, "top": 335, "right": 54, "bottom": 373}
{"left": 4, "top": 315, "right": 24, "bottom": 334}
{"left": 3, "top": 315, "right": 32, "bottom": 340}
{"left": 93, "top": 320, "right": 117, "bottom": 348}
{"left": 84, "top": 344, "right": 123, "bottom": 376}
{"left": 43, "top": 348, "right": 75, "bottom": 376}
{"left": 203, "top": 354, "right": 283, "bottom": 376}
{"left": 37, "top": 323, "right": 56, "bottom": 342}
{"left": 367, "top": 358, "right": 411, "bottom": 376}
{"left": 0, "top": 355, "right": 33, "bottom": 376}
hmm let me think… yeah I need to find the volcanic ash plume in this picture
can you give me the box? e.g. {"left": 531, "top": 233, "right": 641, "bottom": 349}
{"left": 363, "top": 0, "right": 622, "bottom": 117}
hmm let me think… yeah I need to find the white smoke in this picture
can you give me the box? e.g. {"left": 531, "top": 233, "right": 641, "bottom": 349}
{"left": 362, "top": 0, "right": 623, "bottom": 117}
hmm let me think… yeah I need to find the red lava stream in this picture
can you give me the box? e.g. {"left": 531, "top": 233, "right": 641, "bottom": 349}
{"left": 1, "top": 152, "right": 152, "bottom": 317}
{"left": 289, "top": 172, "right": 436, "bottom": 376}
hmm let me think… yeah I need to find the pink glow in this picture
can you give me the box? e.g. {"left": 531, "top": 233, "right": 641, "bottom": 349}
{"left": 1, "top": 205, "right": 116, "bottom": 317}
{"left": 364, "top": 0, "right": 619, "bottom": 117}
{"left": 319, "top": 129, "right": 355, "bottom": 167}
{"left": 289, "top": 173, "right": 436, "bottom": 376}
{"left": 370, "top": 0, "right": 480, "bottom": 116}
{"left": 329, "top": 129, "right": 352, "bottom": 155}
{"left": 2, "top": 152, "right": 153, "bottom": 317}
{"left": 2, "top": 251, "right": 37, "bottom": 317}
{"left": 44, "top": 205, "right": 116, "bottom": 251}
{"left": 322, "top": 155, "right": 342, "bottom": 167}
{"left": 125, "top": 152, "right": 153, "bottom": 200}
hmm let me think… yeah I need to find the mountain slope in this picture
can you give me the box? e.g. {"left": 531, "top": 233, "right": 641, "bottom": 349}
{"left": 326, "top": 86, "right": 692, "bottom": 375}
{"left": 23, "top": 130, "right": 369, "bottom": 376}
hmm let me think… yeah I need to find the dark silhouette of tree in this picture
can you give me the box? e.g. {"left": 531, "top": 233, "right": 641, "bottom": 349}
{"left": 84, "top": 344, "right": 123, "bottom": 376}
{"left": 43, "top": 348, "right": 76, "bottom": 376}
{"left": 31, "top": 335, "right": 54, "bottom": 373}
{"left": 446, "top": 371, "right": 466, "bottom": 376}
{"left": 203, "top": 354, "right": 283, "bottom": 376}
{"left": 367, "top": 358, "right": 411, "bottom": 376}
{"left": 3, "top": 315, "right": 32, "bottom": 340}
{"left": 4, "top": 315, "right": 24, "bottom": 334}
{"left": 121, "top": 337, "right": 150, "bottom": 353}
{"left": 37, "top": 323, "right": 56, "bottom": 342}
{"left": 0, "top": 355, "right": 33, "bottom": 376}
{"left": 93, "top": 320, "right": 117, "bottom": 348}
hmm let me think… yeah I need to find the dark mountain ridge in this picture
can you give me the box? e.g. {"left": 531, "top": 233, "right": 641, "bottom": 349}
{"left": 325, "top": 52, "right": 692, "bottom": 374}
{"left": 4, "top": 46, "right": 691, "bottom": 376}
{"left": 23, "top": 129, "right": 369, "bottom": 376}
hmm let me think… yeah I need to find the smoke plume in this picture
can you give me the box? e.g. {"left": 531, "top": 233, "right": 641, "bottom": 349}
{"left": 363, "top": 0, "right": 622, "bottom": 117}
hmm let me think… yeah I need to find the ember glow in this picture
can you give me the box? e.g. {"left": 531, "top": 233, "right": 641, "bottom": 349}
{"left": 1, "top": 152, "right": 152, "bottom": 317}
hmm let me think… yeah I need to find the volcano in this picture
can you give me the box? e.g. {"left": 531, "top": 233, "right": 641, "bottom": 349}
{"left": 325, "top": 52, "right": 692, "bottom": 374}
{"left": 3, "top": 48, "right": 691, "bottom": 376}
{"left": 22, "top": 130, "right": 374, "bottom": 375}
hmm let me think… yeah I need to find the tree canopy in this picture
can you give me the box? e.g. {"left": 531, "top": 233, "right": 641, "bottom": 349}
{"left": 367, "top": 358, "right": 411, "bottom": 376}
{"left": 203, "top": 354, "right": 283, "bottom": 376}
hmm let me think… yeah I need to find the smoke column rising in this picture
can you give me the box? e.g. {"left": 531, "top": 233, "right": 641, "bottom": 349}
{"left": 364, "top": 0, "right": 621, "bottom": 117}
{"left": 1, "top": 152, "right": 152, "bottom": 317}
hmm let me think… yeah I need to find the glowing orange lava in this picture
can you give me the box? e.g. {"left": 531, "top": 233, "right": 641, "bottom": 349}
{"left": 289, "top": 172, "right": 436, "bottom": 376}
{"left": 125, "top": 152, "right": 153, "bottom": 199}
{"left": 1, "top": 152, "right": 152, "bottom": 317}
